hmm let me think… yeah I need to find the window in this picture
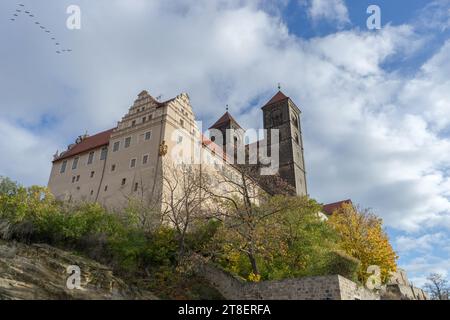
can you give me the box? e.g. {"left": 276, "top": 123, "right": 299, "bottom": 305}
{"left": 87, "top": 151, "right": 95, "bottom": 165}
{"left": 121, "top": 178, "right": 126, "bottom": 186}
{"left": 113, "top": 141, "right": 120, "bottom": 152}
{"left": 100, "top": 147, "right": 108, "bottom": 160}
{"left": 295, "top": 134, "right": 299, "bottom": 145}
{"left": 60, "top": 160, "right": 67, "bottom": 173}
{"left": 145, "top": 131, "right": 151, "bottom": 141}
{"left": 111, "top": 164, "right": 116, "bottom": 172}
{"left": 130, "top": 158, "right": 136, "bottom": 168}
{"left": 292, "top": 115, "right": 299, "bottom": 128}
{"left": 132, "top": 120, "right": 136, "bottom": 127}
{"left": 72, "top": 176, "right": 76, "bottom": 183}
{"left": 180, "top": 119, "right": 184, "bottom": 127}
{"left": 90, "top": 190, "right": 94, "bottom": 196}
{"left": 125, "top": 137, "right": 131, "bottom": 148}
{"left": 104, "top": 185, "right": 108, "bottom": 192}
{"left": 72, "top": 157, "right": 79, "bottom": 170}
{"left": 177, "top": 136, "right": 183, "bottom": 144}
{"left": 134, "top": 183, "right": 139, "bottom": 192}
{"left": 142, "top": 117, "right": 146, "bottom": 123}
{"left": 149, "top": 114, "right": 153, "bottom": 121}
{"left": 90, "top": 171, "right": 95, "bottom": 178}
{"left": 143, "top": 154, "right": 149, "bottom": 165}
{"left": 76, "top": 175, "right": 80, "bottom": 182}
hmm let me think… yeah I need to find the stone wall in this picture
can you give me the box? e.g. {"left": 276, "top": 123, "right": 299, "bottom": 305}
{"left": 195, "top": 259, "right": 379, "bottom": 300}
{"left": 381, "top": 269, "right": 429, "bottom": 300}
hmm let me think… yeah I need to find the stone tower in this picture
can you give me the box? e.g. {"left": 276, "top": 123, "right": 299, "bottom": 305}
{"left": 262, "top": 91, "right": 307, "bottom": 196}
{"left": 209, "top": 111, "right": 244, "bottom": 153}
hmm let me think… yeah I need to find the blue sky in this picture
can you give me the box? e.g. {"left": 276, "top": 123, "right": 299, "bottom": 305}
{"left": 0, "top": 0, "right": 449, "bottom": 288}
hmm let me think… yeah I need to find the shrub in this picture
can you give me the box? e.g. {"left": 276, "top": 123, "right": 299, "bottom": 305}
{"left": 321, "top": 250, "right": 360, "bottom": 282}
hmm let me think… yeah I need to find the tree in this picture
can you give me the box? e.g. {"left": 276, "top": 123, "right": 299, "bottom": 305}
{"left": 0, "top": 176, "right": 19, "bottom": 195}
{"left": 203, "top": 163, "right": 282, "bottom": 278}
{"left": 210, "top": 195, "right": 357, "bottom": 282}
{"left": 424, "top": 273, "right": 449, "bottom": 300}
{"left": 161, "top": 162, "right": 211, "bottom": 261}
{"left": 327, "top": 203, "right": 398, "bottom": 284}
{"left": 123, "top": 174, "right": 163, "bottom": 232}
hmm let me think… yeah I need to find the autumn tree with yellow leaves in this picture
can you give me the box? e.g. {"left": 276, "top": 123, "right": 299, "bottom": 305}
{"left": 327, "top": 203, "right": 398, "bottom": 284}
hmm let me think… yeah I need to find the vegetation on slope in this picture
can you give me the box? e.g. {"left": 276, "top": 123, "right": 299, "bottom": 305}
{"left": 0, "top": 176, "right": 397, "bottom": 298}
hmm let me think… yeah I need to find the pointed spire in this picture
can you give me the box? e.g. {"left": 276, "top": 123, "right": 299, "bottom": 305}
{"left": 263, "top": 91, "right": 289, "bottom": 107}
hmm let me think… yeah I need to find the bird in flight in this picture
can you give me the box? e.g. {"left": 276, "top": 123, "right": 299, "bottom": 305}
{"left": 9, "top": 3, "right": 73, "bottom": 55}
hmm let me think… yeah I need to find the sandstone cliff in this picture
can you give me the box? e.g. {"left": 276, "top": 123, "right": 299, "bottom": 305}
{"left": 0, "top": 240, "right": 158, "bottom": 300}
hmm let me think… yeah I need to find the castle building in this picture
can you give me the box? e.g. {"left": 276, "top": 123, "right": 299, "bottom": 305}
{"left": 48, "top": 90, "right": 307, "bottom": 209}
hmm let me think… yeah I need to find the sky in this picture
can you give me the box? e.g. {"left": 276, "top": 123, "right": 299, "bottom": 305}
{"left": 1, "top": 0, "right": 450, "bottom": 288}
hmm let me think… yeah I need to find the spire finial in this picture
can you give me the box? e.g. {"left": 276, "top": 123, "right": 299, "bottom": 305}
{"left": 278, "top": 82, "right": 281, "bottom": 91}
{"left": 226, "top": 104, "right": 229, "bottom": 112}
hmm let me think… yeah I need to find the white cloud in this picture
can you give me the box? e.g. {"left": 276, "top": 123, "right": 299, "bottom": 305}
{"left": 304, "top": 0, "right": 350, "bottom": 26}
{"left": 396, "top": 233, "right": 448, "bottom": 253}
{"left": 0, "top": 119, "right": 56, "bottom": 186}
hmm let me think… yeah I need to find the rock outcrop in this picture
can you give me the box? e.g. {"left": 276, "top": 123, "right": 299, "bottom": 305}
{"left": 0, "top": 241, "right": 158, "bottom": 300}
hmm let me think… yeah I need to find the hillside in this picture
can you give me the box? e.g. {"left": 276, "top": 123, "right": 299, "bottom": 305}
{"left": 0, "top": 240, "right": 158, "bottom": 300}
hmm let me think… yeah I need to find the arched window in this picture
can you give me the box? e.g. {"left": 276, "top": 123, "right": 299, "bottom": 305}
{"left": 292, "top": 115, "right": 299, "bottom": 128}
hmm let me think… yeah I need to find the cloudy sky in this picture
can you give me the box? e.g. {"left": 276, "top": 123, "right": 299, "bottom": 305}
{"left": 1, "top": 0, "right": 449, "bottom": 286}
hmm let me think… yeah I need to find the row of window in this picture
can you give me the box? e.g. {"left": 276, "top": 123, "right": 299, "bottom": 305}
{"left": 81, "top": 179, "right": 141, "bottom": 198}
{"left": 129, "top": 114, "right": 153, "bottom": 128}
{"left": 69, "top": 155, "right": 150, "bottom": 185}
{"left": 113, "top": 131, "right": 151, "bottom": 152}
{"left": 60, "top": 147, "right": 108, "bottom": 173}
{"left": 60, "top": 132, "right": 152, "bottom": 174}
{"left": 102, "top": 179, "right": 140, "bottom": 193}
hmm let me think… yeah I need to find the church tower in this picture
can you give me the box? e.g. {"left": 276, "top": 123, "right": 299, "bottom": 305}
{"left": 262, "top": 91, "right": 307, "bottom": 196}
{"left": 209, "top": 111, "right": 244, "bottom": 153}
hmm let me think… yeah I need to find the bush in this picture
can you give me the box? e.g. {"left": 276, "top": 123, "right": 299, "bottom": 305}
{"left": 321, "top": 250, "right": 360, "bottom": 282}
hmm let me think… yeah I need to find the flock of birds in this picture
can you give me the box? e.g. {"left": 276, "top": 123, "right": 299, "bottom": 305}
{"left": 9, "top": 3, "right": 72, "bottom": 54}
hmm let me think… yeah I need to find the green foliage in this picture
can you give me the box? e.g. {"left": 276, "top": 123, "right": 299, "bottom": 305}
{"left": 0, "top": 184, "right": 178, "bottom": 274}
{"left": 213, "top": 195, "right": 344, "bottom": 281}
{"left": 320, "top": 250, "right": 360, "bottom": 282}
{"left": 186, "top": 219, "right": 222, "bottom": 253}
{"left": 0, "top": 176, "right": 19, "bottom": 195}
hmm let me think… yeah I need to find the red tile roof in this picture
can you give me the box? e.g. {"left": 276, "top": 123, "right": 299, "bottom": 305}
{"left": 263, "top": 91, "right": 289, "bottom": 107}
{"left": 322, "top": 199, "right": 353, "bottom": 215}
{"left": 53, "top": 128, "right": 115, "bottom": 163}
{"left": 209, "top": 112, "right": 242, "bottom": 129}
